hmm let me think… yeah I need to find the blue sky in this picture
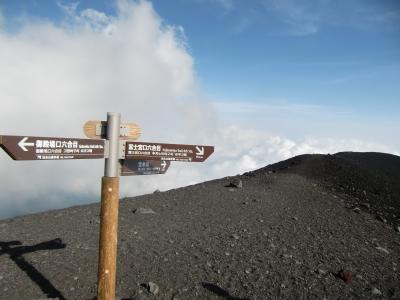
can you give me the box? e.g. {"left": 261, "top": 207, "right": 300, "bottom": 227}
{"left": 0, "top": 0, "right": 399, "bottom": 218}
{"left": 1, "top": 0, "right": 399, "bottom": 116}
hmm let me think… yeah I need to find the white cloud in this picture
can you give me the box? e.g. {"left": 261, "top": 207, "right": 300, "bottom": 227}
{"left": 0, "top": 0, "right": 398, "bottom": 219}
{"left": 213, "top": 101, "right": 325, "bottom": 114}
{"left": 260, "top": 0, "right": 325, "bottom": 36}
{"left": 0, "top": 0, "right": 205, "bottom": 218}
{"left": 197, "top": 0, "right": 235, "bottom": 13}
{"left": 214, "top": 0, "right": 235, "bottom": 12}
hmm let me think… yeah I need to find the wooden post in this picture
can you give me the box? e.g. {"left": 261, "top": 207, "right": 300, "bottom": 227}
{"left": 97, "top": 176, "right": 119, "bottom": 300}
{"left": 97, "top": 112, "right": 121, "bottom": 300}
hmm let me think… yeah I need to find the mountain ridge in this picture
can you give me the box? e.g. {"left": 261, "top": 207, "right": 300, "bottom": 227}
{"left": 0, "top": 151, "right": 399, "bottom": 299}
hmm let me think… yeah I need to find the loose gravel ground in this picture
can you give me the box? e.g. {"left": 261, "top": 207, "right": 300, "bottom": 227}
{"left": 0, "top": 152, "right": 399, "bottom": 299}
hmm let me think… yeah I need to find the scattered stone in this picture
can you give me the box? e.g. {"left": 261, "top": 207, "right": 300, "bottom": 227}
{"left": 282, "top": 254, "right": 293, "bottom": 259}
{"left": 73, "top": 276, "right": 78, "bottom": 281}
{"left": 371, "top": 287, "right": 382, "bottom": 296}
{"left": 231, "top": 234, "right": 240, "bottom": 240}
{"left": 337, "top": 270, "right": 353, "bottom": 283}
{"left": 376, "top": 215, "right": 387, "bottom": 223}
{"left": 146, "top": 282, "right": 159, "bottom": 295}
{"left": 292, "top": 216, "right": 298, "bottom": 221}
{"left": 353, "top": 207, "right": 361, "bottom": 213}
{"left": 316, "top": 269, "right": 327, "bottom": 275}
{"left": 0, "top": 276, "right": 3, "bottom": 280}
{"left": 245, "top": 268, "right": 252, "bottom": 274}
{"left": 133, "top": 208, "right": 156, "bottom": 215}
{"left": 395, "top": 226, "right": 400, "bottom": 233}
{"left": 132, "top": 292, "right": 152, "bottom": 300}
{"left": 355, "top": 274, "right": 363, "bottom": 280}
{"left": 226, "top": 179, "right": 243, "bottom": 188}
{"left": 375, "top": 246, "right": 389, "bottom": 254}
{"left": 153, "top": 189, "right": 161, "bottom": 194}
{"left": 361, "top": 203, "right": 370, "bottom": 209}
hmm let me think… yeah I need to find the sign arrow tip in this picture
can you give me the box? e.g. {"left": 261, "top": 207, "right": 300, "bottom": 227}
{"left": 18, "top": 137, "right": 34, "bottom": 152}
{"left": 195, "top": 146, "right": 204, "bottom": 156}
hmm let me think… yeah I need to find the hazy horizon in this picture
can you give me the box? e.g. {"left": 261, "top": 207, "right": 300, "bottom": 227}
{"left": 0, "top": 0, "right": 399, "bottom": 219}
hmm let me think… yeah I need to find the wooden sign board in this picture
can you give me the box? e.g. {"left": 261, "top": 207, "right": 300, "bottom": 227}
{"left": 125, "top": 141, "right": 214, "bottom": 162}
{"left": 0, "top": 135, "right": 105, "bottom": 160}
{"left": 120, "top": 160, "right": 170, "bottom": 176}
{"left": 83, "top": 120, "right": 141, "bottom": 140}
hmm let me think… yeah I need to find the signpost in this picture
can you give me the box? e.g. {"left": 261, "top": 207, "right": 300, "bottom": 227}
{"left": 121, "top": 160, "right": 170, "bottom": 176}
{"left": 0, "top": 112, "right": 214, "bottom": 300}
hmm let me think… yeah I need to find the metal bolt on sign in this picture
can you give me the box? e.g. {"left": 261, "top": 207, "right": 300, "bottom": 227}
{"left": 0, "top": 112, "right": 214, "bottom": 300}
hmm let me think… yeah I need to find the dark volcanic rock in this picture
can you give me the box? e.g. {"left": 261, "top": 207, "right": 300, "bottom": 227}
{"left": 255, "top": 151, "right": 400, "bottom": 230}
{"left": 1, "top": 152, "right": 400, "bottom": 299}
{"left": 336, "top": 269, "right": 353, "bottom": 284}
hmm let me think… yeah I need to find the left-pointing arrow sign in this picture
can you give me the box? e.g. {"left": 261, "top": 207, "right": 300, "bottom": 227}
{"left": 18, "top": 137, "right": 34, "bottom": 151}
{"left": 0, "top": 135, "right": 105, "bottom": 160}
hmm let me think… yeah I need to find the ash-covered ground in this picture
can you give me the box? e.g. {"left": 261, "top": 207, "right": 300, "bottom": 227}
{"left": 0, "top": 152, "right": 399, "bottom": 299}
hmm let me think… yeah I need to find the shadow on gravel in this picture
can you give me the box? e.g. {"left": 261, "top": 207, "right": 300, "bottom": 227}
{"left": 0, "top": 238, "right": 67, "bottom": 300}
{"left": 202, "top": 282, "right": 250, "bottom": 300}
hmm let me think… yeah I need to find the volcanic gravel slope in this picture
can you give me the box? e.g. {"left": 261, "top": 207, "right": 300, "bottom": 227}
{"left": 0, "top": 152, "right": 399, "bottom": 300}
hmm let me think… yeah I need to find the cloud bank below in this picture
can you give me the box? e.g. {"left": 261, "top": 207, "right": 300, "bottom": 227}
{"left": 0, "top": 0, "right": 397, "bottom": 219}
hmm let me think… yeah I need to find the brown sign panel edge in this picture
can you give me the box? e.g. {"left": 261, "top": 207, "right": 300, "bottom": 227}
{"left": 0, "top": 135, "right": 17, "bottom": 160}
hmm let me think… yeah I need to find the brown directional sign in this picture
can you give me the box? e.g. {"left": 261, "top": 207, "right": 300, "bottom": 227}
{"left": 0, "top": 135, "right": 105, "bottom": 160}
{"left": 125, "top": 141, "right": 214, "bottom": 162}
{"left": 120, "top": 160, "right": 170, "bottom": 176}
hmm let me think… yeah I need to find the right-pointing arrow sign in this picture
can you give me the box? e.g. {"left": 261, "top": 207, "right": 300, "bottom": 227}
{"left": 121, "top": 160, "right": 171, "bottom": 176}
{"left": 125, "top": 141, "right": 214, "bottom": 162}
